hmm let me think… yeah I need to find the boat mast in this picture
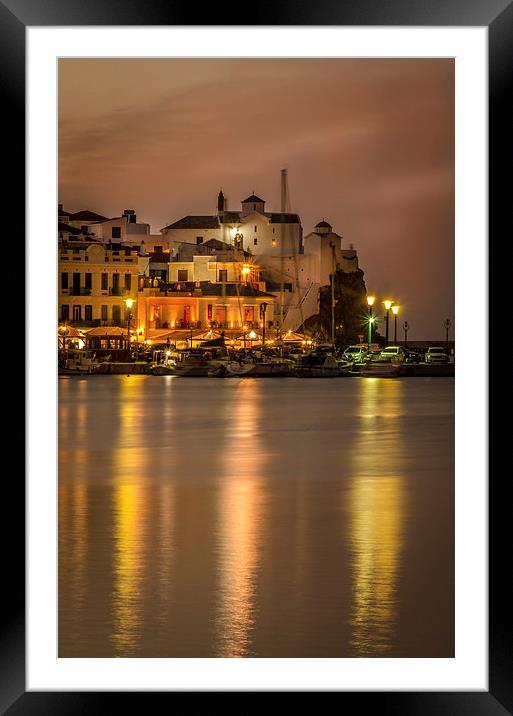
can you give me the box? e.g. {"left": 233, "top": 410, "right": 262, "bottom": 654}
{"left": 330, "top": 241, "right": 336, "bottom": 348}
{"left": 279, "top": 169, "right": 287, "bottom": 343}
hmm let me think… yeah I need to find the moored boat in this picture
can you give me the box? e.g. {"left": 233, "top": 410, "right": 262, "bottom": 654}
{"left": 358, "top": 362, "right": 400, "bottom": 377}
{"left": 225, "top": 357, "right": 295, "bottom": 377}
{"left": 169, "top": 348, "right": 229, "bottom": 377}
{"left": 296, "top": 352, "right": 340, "bottom": 377}
{"left": 58, "top": 349, "right": 101, "bottom": 375}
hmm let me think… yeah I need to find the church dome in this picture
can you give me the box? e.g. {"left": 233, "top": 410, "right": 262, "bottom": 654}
{"left": 314, "top": 219, "right": 332, "bottom": 235}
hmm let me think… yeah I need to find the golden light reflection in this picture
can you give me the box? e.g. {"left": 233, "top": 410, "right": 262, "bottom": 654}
{"left": 71, "top": 481, "right": 88, "bottom": 609}
{"left": 215, "top": 380, "right": 267, "bottom": 657}
{"left": 156, "top": 483, "right": 175, "bottom": 626}
{"left": 111, "top": 378, "right": 149, "bottom": 655}
{"left": 111, "top": 482, "right": 146, "bottom": 655}
{"left": 347, "top": 378, "right": 407, "bottom": 656}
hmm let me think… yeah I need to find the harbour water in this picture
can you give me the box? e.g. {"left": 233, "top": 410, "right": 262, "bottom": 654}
{"left": 59, "top": 375, "right": 454, "bottom": 658}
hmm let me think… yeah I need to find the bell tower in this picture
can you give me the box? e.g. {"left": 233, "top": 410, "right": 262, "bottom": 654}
{"left": 217, "top": 189, "right": 226, "bottom": 215}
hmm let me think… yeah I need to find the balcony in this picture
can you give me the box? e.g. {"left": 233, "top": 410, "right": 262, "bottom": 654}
{"left": 69, "top": 287, "right": 92, "bottom": 296}
{"left": 109, "top": 287, "right": 130, "bottom": 296}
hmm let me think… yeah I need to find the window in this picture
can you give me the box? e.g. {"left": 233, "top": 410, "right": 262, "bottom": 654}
{"left": 72, "top": 305, "right": 81, "bottom": 321}
{"left": 254, "top": 226, "right": 257, "bottom": 232}
{"left": 61, "top": 305, "right": 69, "bottom": 321}
{"left": 85, "top": 273, "right": 92, "bottom": 289}
{"left": 112, "top": 305, "right": 121, "bottom": 324}
{"left": 112, "top": 226, "right": 121, "bottom": 239}
{"left": 101, "top": 305, "right": 108, "bottom": 321}
{"left": 218, "top": 269, "right": 227, "bottom": 283}
{"left": 85, "top": 305, "right": 93, "bottom": 320}
{"left": 61, "top": 272, "right": 68, "bottom": 289}
{"left": 125, "top": 274, "right": 131, "bottom": 290}
{"left": 101, "top": 273, "right": 108, "bottom": 290}
{"left": 177, "top": 269, "right": 188, "bottom": 282}
{"left": 196, "top": 236, "right": 203, "bottom": 245}
{"left": 154, "top": 245, "right": 163, "bottom": 253}
{"left": 254, "top": 238, "right": 258, "bottom": 245}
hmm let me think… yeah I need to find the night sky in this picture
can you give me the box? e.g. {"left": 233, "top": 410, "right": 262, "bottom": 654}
{"left": 59, "top": 58, "right": 454, "bottom": 340}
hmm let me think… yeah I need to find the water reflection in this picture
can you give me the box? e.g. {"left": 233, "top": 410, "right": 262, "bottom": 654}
{"left": 58, "top": 375, "right": 452, "bottom": 657}
{"left": 111, "top": 483, "right": 145, "bottom": 654}
{"left": 347, "top": 378, "right": 407, "bottom": 656}
{"left": 111, "top": 379, "right": 149, "bottom": 656}
{"left": 58, "top": 478, "right": 88, "bottom": 640}
{"left": 215, "top": 381, "right": 267, "bottom": 657}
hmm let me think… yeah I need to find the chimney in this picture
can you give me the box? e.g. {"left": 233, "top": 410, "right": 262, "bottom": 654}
{"left": 123, "top": 208, "right": 137, "bottom": 223}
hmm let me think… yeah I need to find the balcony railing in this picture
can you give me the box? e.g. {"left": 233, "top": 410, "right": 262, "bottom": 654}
{"left": 109, "top": 287, "right": 130, "bottom": 296}
{"left": 69, "top": 287, "right": 92, "bottom": 296}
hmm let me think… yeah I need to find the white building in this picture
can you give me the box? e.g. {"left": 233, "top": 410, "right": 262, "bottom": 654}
{"left": 159, "top": 192, "right": 360, "bottom": 332}
{"left": 161, "top": 191, "right": 303, "bottom": 257}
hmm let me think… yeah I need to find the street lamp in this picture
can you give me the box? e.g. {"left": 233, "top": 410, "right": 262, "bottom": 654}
{"left": 367, "top": 295, "right": 375, "bottom": 350}
{"left": 124, "top": 297, "right": 135, "bottom": 360}
{"left": 383, "top": 299, "right": 393, "bottom": 346}
{"left": 403, "top": 320, "right": 409, "bottom": 348}
{"left": 444, "top": 318, "right": 452, "bottom": 355}
{"left": 392, "top": 304, "right": 399, "bottom": 345}
{"left": 260, "top": 302, "right": 268, "bottom": 347}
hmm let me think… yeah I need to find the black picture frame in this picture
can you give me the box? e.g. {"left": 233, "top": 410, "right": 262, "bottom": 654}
{"left": 6, "top": 0, "right": 505, "bottom": 710}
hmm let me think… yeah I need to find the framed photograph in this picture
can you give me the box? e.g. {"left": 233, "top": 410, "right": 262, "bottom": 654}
{"left": 5, "top": 0, "right": 505, "bottom": 709}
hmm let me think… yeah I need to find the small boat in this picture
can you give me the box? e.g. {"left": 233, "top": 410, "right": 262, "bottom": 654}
{"left": 358, "top": 361, "right": 400, "bottom": 378}
{"left": 58, "top": 349, "right": 101, "bottom": 375}
{"left": 296, "top": 352, "right": 340, "bottom": 378}
{"left": 170, "top": 348, "right": 229, "bottom": 377}
{"left": 150, "top": 363, "right": 176, "bottom": 375}
{"left": 225, "top": 357, "right": 294, "bottom": 377}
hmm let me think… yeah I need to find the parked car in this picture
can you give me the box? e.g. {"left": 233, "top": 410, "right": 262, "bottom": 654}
{"left": 378, "top": 346, "right": 407, "bottom": 362}
{"left": 404, "top": 348, "right": 422, "bottom": 364}
{"left": 425, "top": 346, "right": 449, "bottom": 364}
{"left": 341, "top": 345, "right": 368, "bottom": 363}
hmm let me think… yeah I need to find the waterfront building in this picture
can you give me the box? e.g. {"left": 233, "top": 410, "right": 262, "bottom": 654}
{"left": 58, "top": 239, "right": 139, "bottom": 327}
{"left": 58, "top": 187, "right": 362, "bottom": 338}
{"left": 135, "top": 238, "right": 277, "bottom": 338}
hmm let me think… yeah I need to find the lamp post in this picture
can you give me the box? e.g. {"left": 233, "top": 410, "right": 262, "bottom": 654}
{"left": 383, "top": 299, "right": 393, "bottom": 346}
{"left": 124, "top": 297, "right": 135, "bottom": 360}
{"left": 403, "top": 321, "right": 409, "bottom": 348}
{"left": 392, "top": 304, "right": 399, "bottom": 345}
{"left": 367, "top": 295, "right": 375, "bottom": 350}
{"left": 61, "top": 324, "right": 68, "bottom": 352}
{"left": 444, "top": 318, "right": 452, "bottom": 355}
{"left": 260, "top": 302, "right": 268, "bottom": 347}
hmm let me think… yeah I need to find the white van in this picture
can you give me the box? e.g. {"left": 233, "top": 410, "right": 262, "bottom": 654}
{"left": 378, "top": 346, "right": 407, "bottom": 362}
{"left": 342, "top": 345, "right": 368, "bottom": 363}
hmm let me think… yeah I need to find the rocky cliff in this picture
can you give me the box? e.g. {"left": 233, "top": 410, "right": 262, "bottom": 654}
{"left": 303, "top": 268, "right": 381, "bottom": 346}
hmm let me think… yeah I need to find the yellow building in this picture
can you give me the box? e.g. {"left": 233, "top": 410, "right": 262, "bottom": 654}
{"left": 58, "top": 242, "right": 139, "bottom": 327}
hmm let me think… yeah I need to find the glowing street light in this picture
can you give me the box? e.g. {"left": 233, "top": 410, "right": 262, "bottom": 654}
{"left": 392, "top": 304, "right": 400, "bottom": 344}
{"left": 124, "top": 297, "right": 135, "bottom": 360}
{"left": 383, "top": 299, "right": 394, "bottom": 346}
{"left": 367, "top": 295, "right": 375, "bottom": 350}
